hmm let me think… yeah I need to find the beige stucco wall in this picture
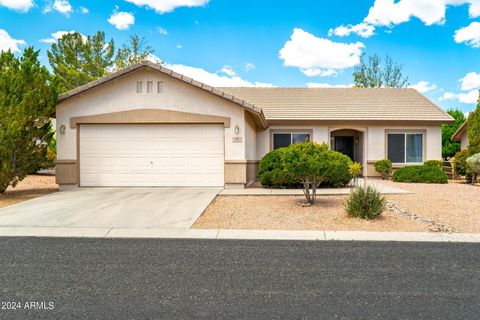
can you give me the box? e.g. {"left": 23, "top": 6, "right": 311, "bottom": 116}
{"left": 56, "top": 68, "right": 248, "bottom": 162}
{"left": 255, "top": 124, "right": 442, "bottom": 177}
{"left": 461, "top": 132, "right": 469, "bottom": 150}
{"left": 366, "top": 125, "right": 442, "bottom": 162}
{"left": 244, "top": 112, "right": 257, "bottom": 160}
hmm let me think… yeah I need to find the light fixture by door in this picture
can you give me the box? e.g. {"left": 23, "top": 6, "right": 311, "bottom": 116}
{"left": 234, "top": 124, "right": 240, "bottom": 135}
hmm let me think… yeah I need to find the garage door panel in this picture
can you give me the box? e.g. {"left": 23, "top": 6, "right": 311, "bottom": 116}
{"left": 80, "top": 124, "right": 225, "bottom": 187}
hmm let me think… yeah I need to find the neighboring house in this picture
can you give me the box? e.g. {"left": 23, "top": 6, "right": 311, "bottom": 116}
{"left": 55, "top": 61, "right": 453, "bottom": 189}
{"left": 452, "top": 121, "right": 469, "bottom": 150}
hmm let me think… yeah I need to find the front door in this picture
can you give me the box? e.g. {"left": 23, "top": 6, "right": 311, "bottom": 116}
{"left": 334, "top": 136, "right": 354, "bottom": 160}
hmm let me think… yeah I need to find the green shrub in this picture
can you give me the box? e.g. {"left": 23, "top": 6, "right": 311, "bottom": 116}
{"left": 423, "top": 160, "right": 443, "bottom": 170}
{"left": 258, "top": 143, "right": 353, "bottom": 189}
{"left": 325, "top": 150, "right": 354, "bottom": 187}
{"left": 466, "top": 153, "right": 480, "bottom": 184}
{"left": 283, "top": 142, "right": 338, "bottom": 204}
{"left": 344, "top": 186, "right": 386, "bottom": 220}
{"left": 453, "top": 150, "right": 469, "bottom": 176}
{"left": 392, "top": 166, "right": 448, "bottom": 184}
{"left": 258, "top": 148, "right": 295, "bottom": 188}
{"left": 374, "top": 159, "right": 393, "bottom": 179}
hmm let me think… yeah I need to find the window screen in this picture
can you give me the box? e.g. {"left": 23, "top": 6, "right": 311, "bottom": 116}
{"left": 273, "top": 134, "right": 291, "bottom": 150}
{"left": 406, "top": 134, "right": 423, "bottom": 163}
{"left": 388, "top": 133, "right": 424, "bottom": 163}
{"left": 292, "top": 133, "right": 310, "bottom": 144}
{"left": 388, "top": 134, "right": 405, "bottom": 163}
{"left": 136, "top": 81, "right": 143, "bottom": 93}
{"left": 157, "top": 81, "right": 164, "bottom": 93}
{"left": 147, "top": 81, "right": 153, "bottom": 93}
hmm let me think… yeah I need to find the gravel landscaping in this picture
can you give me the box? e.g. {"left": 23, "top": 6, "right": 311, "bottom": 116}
{"left": 0, "top": 174, "right": 58, "bottom": 208}
{"left": 193, "top": 195, "right": 430, "bottom": 232}
{"left": 380, "top": 179, "right": 480, "bottom": 233}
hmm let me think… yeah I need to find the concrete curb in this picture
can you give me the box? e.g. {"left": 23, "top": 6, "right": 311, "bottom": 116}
{"left": 0, "top": 227, "right": 479, "bottom": 242}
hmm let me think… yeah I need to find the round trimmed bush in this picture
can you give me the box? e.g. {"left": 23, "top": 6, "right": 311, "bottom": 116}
{"left": 258, "top": 148, "right": 296, "bottom": 188}
{"left": 374, "top": 159, "right": 392, "bottom": 179}
{"left": 258, "top": 143, "right": 353, "bottom": 188}
{"left": 392, "top": 166, "right": 448, "bottom": 184}
{"left": 344, "top": 186, "right": 386, "bottom": 220}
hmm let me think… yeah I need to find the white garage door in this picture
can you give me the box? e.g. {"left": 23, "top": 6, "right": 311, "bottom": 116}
{"left": 79, "top": 124, "right": 224, "bottom": 187}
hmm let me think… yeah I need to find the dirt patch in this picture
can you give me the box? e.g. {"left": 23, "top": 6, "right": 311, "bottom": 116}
{"left": 0, "top": 175, "right": 58, "bottom": 208}
{"left": 378, "top": 179, "right": 480, "bottom": 233}
{"left": 193, "top": 195, "right": 429, "bottom": 232}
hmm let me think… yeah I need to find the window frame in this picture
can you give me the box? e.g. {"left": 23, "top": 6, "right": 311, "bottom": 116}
{"left": 271, "top": 131, "right": 312, "bottom": 150}
{"left": 386, "top": 131, "right": 425, "bottom": 164}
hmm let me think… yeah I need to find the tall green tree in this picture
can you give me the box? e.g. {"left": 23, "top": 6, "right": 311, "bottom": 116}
{"left": 353, "top": 54, "right": 409, "bottom": 88}
{"left": 48, "top": 31, "right": 115, "bottom": 92}
{"left": 0, "top": 48, "right": 58, "bottom": 193}
{"left": 115, "top": 34, "right": 156, "bottom": 69}
{"left": 441, "top": 109, "right": 466, "bottom": 159}
{"left": 467, "top": 94, "right": 480, "bottom": 156}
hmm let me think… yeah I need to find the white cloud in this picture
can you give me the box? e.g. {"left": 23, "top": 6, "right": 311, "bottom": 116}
{"left": 44, "top": 0, "right": 73, "bottom": 16}
{"left": 365, "top": 0, "right": 480, "bottom": 27}
{"left": 125, "top": 0, "right": 209, "bottom": 14}
{"left": 156, "top": 27, "right": 168, "bottom": 35}
{"left": 39, "top": 30, "right": 86, "bottom": 44}
{"left": 108, "top": 11, "right": 135, "bottom": 30}
{"left": 441, "top": 90, "right": 479, "bottom": 104}
{"left": 0, "top": 29, "right": 26, "bottom": 52}
{"left": 409, "top": 81, "right": 437, "bottom": 93}
{"left": 454, "top": 22, "right": 480, "bottom": 47}
{"left": 328, "top": 23, "right": 375, "bottom": 38}
{"left": 0, "top": 0, "right": 34, "bottom": 12}
{"left": 307, "top": 82, "right": 353, "bottom": 88}
{"left": 176, "top": 44, "right": 183, "bottom": 49}
{"left": 460, "top": 72, "right": 480, "bottom": 90}
{"left": 220, "top": 66, "right": 236, "bottom": 77}
{"left": 165, "top": 63, "right": 274, "bottom": 87}
{"left": 244, "top": 62, "right": 255, "bottom": 72}
{"left": 79, "top": 6, "right": 89, "bottom": 14}
{"left": 279, "top": 28, "right": 364, "bottom": 77}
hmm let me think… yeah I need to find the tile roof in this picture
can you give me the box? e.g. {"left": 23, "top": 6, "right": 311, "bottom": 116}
{"left": 219, "top": 87, "right": 453, "bottom": 123}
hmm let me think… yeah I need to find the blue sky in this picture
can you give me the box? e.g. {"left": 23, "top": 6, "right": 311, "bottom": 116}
{"left": 1, "top": 0, "right": 480, "bottom": 113}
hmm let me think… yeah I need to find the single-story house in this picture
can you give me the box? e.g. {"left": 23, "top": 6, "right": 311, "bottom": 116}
{"left": 55, "top": 61, "right": 453, "bottom": 189}
{"left": 452, "top": 121, "right": 469, "bottom": 150}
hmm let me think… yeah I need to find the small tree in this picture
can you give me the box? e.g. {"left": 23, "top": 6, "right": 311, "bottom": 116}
{"left": 0, "top": 48, "right": 58, "bottom": 193}
{"left": 115, "top": 34, "right": 156, "bottom": 69}
{"left": 374, "top": 159, "right": 393, "bottom": 180}
{"left": 283, "top": 142, "right": 336, "bottom": 204}
{"left": 466, "top": 153, "right": 480, "bottom": 184}
{"left": 48, "top": 31, "right": 115, "bottom": 92}
{"left": 353, "top": 54, "right": 409, "bottom": 88}
{"left": 442, "top": 109, "right": 465, "bottom": 159}
{"left": 467, "top": 96, "right": 480, "bottom": 156}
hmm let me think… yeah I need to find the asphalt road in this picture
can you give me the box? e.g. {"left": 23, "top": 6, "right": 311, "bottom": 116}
{"left": 0, "top": 238, "right": 479, "bottom": 319}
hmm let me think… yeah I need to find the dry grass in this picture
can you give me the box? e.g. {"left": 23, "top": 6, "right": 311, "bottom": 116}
{"left": 381, "top": 179, "right": 480, "bottom": 233}
{"left": 193, "top": 195, "right": 429, "bottom": 232}
{"left": 0, "top": 174, "right": 58, "bottom": 208}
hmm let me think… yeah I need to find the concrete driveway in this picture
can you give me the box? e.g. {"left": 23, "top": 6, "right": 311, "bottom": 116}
{"left": 0, "top": 187, "right": 221, "bottom": 229}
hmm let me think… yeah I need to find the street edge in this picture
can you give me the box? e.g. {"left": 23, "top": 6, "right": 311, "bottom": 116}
{"left": 0, "top": 227, "right": 479, "bottom": 242}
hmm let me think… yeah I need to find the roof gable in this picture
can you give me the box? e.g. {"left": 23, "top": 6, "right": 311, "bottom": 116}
{"left": 57, "top": 61, "right": 268, "bottom": 129}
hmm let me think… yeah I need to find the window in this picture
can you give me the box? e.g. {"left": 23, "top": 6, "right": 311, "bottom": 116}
{"left": 387, "top": 133, "right": 423, "bottom": 163}
{"left": 147, "top": 81, "right": 153, "bottom": 93}
{"left": 273, "top": 132, "right": 311, "bottom": 150}
{"left": 157, "top": 81, "right": 164, "bottom": 93}
{"left": 136, "top": 81, "right": 143, "bottom": 93}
